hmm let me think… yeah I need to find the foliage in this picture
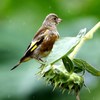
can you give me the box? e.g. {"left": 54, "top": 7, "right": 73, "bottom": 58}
{"left": 0, "top": 0, "right": 100, "bottom": 100}
{"left": 39, "top": 26, "right": 100, "bottom": 100}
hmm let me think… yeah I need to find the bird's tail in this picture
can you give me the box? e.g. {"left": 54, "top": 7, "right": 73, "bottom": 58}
{"left": 11, "top": 62, "right": 21, "bottom": 70}
{"left": 11, "top": 56, "right": 31, "bottom": 70}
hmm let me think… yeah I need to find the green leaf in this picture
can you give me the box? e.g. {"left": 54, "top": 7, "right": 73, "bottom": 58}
{"left": 46, "top": 37, "right": 80, "bottom": 64}
{"left": 73, "top": 59, "right": 85, "bottom": 74}
{"left": 73, "top": 59, "right": 100, "bottom": 76}
{"left": 74, "top": 66, "right": 85, "bottom": 74}
{"left": 62, "top": 56, "right": 74, "bottom": 73}
{"left": 46, "top": 28, "right": 87, "bottom": 65}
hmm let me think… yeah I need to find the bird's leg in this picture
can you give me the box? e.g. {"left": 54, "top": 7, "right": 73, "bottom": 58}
{"left": 38, "top": 58, "right": 46, "bottom": 65}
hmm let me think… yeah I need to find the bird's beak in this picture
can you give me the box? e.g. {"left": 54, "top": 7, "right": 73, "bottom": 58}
{"left": 57, "top": 18, "right": 62, "bottom": 23}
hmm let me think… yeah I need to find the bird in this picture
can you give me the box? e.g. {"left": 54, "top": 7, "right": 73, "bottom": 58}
{"left": 11, "top": 13, "right": 62, "bottom": 70}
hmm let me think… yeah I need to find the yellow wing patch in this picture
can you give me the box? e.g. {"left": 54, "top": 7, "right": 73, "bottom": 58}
{"left": 30, "top": 41, "right": 38, "bottom": 52}
{"left": 30, "top": 41, "right": 37, "bottom": 48}
{"left": 30, "top": 30, "right": 49, "bottom": 52}
{"left": 30, "top": 45, "right": 37, "bottom": 52}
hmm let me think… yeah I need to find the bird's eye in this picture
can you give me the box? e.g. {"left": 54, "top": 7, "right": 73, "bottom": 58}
{"left": 53, "top": 17, "right": 57, "bottom": 21}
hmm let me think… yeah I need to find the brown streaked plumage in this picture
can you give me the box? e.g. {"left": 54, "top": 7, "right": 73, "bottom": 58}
{"left": 11, "top": 13, "right": 62, "bottom": 70}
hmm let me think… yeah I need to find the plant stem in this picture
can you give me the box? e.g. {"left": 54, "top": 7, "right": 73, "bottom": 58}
{"left": 68, "top": 22, "right": 100, "bottom": 60}
{"left": 75, "top": 91, "right": 80, "bottom": 100}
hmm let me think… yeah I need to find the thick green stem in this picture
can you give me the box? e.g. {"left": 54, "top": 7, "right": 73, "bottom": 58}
{"left": 68, "top": 22, "right": 100, "bottom": 60}
{"left": 75, "top": 91, "right": 80, "bottom": 100}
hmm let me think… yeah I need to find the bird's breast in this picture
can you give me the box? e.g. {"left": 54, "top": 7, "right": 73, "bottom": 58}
{"left": 39, "top": 32, "right": 59, "bottom": 57}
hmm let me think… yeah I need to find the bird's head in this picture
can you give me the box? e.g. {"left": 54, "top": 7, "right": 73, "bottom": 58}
{"left": 43, "top": 13, "right": 62, "bottom": 28}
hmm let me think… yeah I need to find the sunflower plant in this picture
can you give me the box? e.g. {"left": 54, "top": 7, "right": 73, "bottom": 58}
{"left": 39, "top": 22, "right": 100, "bottom": 100}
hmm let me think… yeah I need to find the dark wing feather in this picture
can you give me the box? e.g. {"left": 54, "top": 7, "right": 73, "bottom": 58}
{"left": 23, "top": 35, "right": 45, "bottom": 58}
{"left": 25, "top": 27, "right": 48, "bottom": 52}
{"left": 11, "top": 28, "right": 48, "bottom": 70}
{"left": 23, "top": 27, "right": 49, "bottom": 58}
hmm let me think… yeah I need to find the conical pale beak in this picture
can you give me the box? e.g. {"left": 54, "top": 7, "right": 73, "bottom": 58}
{"left": 57, "top": 18, "right": 62, "bottom": 23}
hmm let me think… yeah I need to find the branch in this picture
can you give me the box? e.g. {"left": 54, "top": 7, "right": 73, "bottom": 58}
{"left": 68, "top": 22, "right": 100, "bottom": 59}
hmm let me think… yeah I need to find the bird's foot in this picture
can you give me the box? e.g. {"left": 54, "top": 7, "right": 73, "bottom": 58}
{"left": 38, "top": 58, "right": 47, "bottom": 65}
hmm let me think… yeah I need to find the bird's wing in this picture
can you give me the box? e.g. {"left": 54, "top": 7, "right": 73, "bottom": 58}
{"left": 25, "top": 27, "right": 48, "bottom": 51}
{"left": 11, "top": 33, "right": 45, "bottom": 70}
{"left": 11, "top": 28, "right": 50, "bottom": 70}
{"left": 33, "top": 27, "right": 48, "bottom": 39}
{"left": 24, "top": 35, "right": 44, "bottom": 58}
{"left": 23, "top": 28, "right": 49, "bottom": 58}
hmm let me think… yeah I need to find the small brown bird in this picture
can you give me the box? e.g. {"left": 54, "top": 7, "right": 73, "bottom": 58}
{"left": 11, "top": 13, "right": 62, "bottom": 70}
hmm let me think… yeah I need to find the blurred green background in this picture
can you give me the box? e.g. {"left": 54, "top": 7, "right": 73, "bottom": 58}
{"left": 0, "top": 0, "right": 100, "bottom": 100}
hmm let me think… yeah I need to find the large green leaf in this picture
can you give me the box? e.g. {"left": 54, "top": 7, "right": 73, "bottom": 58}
{"left": 46, "top": 37, "right": 80, "bottom": 64}
{"left": 46, "top": 28, "right": 86, "bottom": 65}
{"left": 73, "top": 59, "right": 100, "bottom": 76}
{"left": 62, "top": 56, "right": 74, "bottom": 73}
